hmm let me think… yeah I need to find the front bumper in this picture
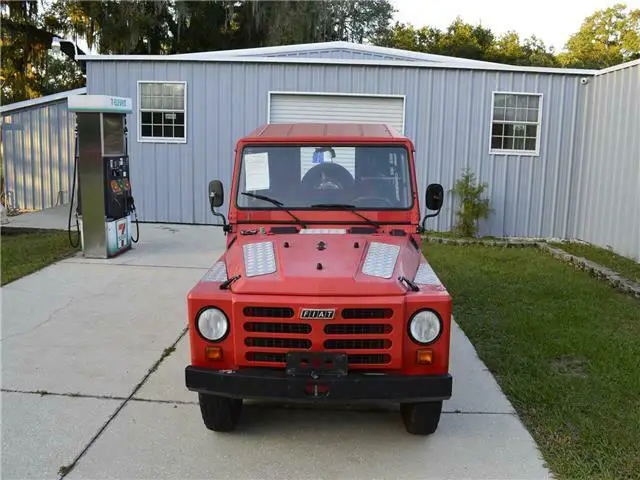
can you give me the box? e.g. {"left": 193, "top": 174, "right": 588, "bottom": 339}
{"left": 185, "top": 366, "right": 452, "bottom": 403}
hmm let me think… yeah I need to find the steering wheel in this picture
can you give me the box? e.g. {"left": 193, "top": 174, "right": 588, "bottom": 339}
{"left": 352, "top": 196, "right": 394, "bottom": 207}
{"left": 301, "top": 162, "right": 354, "bottom": 191}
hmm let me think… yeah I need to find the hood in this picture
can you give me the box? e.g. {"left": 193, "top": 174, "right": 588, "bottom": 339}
{"left": 222, "top": 232, "right": 423, "bottom": 296}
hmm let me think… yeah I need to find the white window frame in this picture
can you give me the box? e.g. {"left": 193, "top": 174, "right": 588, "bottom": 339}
{"left": 267, "top": 91, "right": 407, "bottom": 134}
{"left": 137, "top": 80, "right": 187, "bottom": 144}
{"left": 489, "top": 91, "right": 543, "bottom": 156}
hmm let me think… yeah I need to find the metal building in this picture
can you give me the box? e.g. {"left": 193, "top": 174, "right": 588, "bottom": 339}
{"left": 2, "top": 42, "right": 638, "bottom": 259}
{"left": 1, "top": 88, "right": 85, "bottom": 211}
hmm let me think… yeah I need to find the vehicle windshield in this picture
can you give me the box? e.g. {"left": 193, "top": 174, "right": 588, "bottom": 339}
{"left": 236, "top": 145, "right": 413, "bottom": 210}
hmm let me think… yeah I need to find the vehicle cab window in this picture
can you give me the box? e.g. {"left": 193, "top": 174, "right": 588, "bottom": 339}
{"left": 236, "top": 144, "right": 412, "bottom": 210}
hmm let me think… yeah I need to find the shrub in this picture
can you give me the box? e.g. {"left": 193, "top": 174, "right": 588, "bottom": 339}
{"left": 451, "top": 168, "right": 491, "bottom": 237}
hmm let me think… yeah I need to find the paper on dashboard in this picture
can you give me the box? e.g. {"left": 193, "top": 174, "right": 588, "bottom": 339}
{"left": 244, "top": 152, "right": 270, "bottom": 191}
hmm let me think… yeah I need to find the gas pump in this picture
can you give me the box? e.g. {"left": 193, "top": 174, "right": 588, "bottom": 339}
{"left": 67, "top": 95, "right": 139, "bottom": 258}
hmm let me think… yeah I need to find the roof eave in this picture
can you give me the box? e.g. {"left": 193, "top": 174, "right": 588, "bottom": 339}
{"left": 76, "top": 54, "right": 598, "bottom": 76}
{"left": 0, "top": 87, "right": 87, "bottom": 114}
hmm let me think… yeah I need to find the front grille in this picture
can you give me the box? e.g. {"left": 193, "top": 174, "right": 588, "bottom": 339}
{"left": 341, "top": 308, "right": 393, "bottom": 319}
{"left": 324, "top": 339, "right": 391, "bottom": 350}
{"left": 348, "top": 354, "right": 391, "bottom": 365}
{"left": 325, "top": 324, "right": 392, "bottom": 335}
{"left": 241, "top": 304, "right": 397, "bottom": 369}
{"left": 246, "top": 352, "right": 286, "bottom": 363}
{"left": 243, "top": 306, "right": 294, "bottom": 318}
{"left": 245, "top": 337, "right": 311, "bottom": 349}
{"left": 245, "top": 352, "right": 392, "bottom": 365}
{"left": 244, "top": 322, "right": 311, "bottom": 334}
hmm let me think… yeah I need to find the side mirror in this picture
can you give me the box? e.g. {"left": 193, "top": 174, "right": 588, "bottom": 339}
{"left": 208, "top": 180, "right": 224, "bottom": 209}
{"left": 420, "top": 183, "right": 444, "bottom": 232}
{"left": 208, "top": 180, "right": 230, "bottom": 233}
{"left": 425, "top": 183, "right": 444, "bottom": 211}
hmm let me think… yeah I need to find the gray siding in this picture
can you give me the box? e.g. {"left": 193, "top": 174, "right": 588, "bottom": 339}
{"left": 573, "top": 64, "right": 640, "bottom": 260}
{"left": 87, "top": 60, "right": 586, "bottom": 238}
{"left": 1, "top": 100, "right": 76, "bottom": 210}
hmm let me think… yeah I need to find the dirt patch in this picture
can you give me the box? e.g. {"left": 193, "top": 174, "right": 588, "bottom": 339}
{"left": 550, "top": 356, "right": 589, "bottom": 378}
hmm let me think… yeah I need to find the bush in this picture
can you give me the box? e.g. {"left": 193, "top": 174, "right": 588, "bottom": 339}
{"left": 451, "top": 168, "right": 491, "bottom": 237}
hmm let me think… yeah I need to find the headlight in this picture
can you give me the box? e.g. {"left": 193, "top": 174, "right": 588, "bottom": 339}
{"left": 196, "top": 308, "right": 229, "bottom": 342}
{"left": 408, "top": 310, "right": 441, "bottom": 344}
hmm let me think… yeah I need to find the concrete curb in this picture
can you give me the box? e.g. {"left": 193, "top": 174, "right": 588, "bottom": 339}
{"left": 424, "top": 236, "right": 640, "bottom": 300}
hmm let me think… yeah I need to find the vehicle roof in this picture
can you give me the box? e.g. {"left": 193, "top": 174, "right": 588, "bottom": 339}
{"left": 244, "top": 123, "right": 408, "bottom": 140}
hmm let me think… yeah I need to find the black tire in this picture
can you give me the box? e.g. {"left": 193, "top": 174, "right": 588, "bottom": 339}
{"left": 198, "top": 393, "right": 243, "bottom": 432}
{"left": 400, "top": 401, "right": 442, "bottom": 435}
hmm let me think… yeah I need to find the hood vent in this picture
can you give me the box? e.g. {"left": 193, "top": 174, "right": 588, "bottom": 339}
{"left": 361, "top": 242, "right": 400, "bottom": 279}
{"left": 243, "top": 241, "right": 277, "bottom": 277}
{"left": 201, "top": 261, "right": 227, "bottom": 282}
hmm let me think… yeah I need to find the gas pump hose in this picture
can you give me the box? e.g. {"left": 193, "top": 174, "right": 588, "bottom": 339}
{"left": 67, "top": 156, "right": 81, "bottom": 248}
{"left": 129, "top": 195, "right": 140, "bottom": 244}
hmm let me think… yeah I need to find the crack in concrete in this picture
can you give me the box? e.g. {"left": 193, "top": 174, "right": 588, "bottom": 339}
{"left": 61, "top": 260, "right": 210, "bottom": 271}
{"left": 0, "top": 297, "right": 75, "bottom": 343}
{"left": 55, "top": 326, "right": 188, "bottom": 480}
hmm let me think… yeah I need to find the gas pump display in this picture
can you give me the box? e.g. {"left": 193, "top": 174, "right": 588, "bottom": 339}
{"left": 68, "top": 95, "right": 139, "bottom": 259}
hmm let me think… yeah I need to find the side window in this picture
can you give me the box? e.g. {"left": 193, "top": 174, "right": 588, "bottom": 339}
{"left": 138, "top": 81, "right": 186, "bottom": 143}
{"left": 490, "top": 92, "right": 542, "bottom": 155}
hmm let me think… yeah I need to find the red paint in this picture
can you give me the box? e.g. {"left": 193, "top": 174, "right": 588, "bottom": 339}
{"left": 187, "top": 124, "right": 451, "bottom": 381}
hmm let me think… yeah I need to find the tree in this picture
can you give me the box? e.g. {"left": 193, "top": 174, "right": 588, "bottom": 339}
{"left": 558, "top": 3, "right": 640, "bottom": 68}
{"left": 435, "top": 17, "right": 494, "bottom": 60}
{"left": 451, "top": 168, "right": 491, "bottom": 238}
{"left": 1, "top": 0, "right": 84, "bottom": 104}
{"left": 486, "top": 32, "right": 558, "bottom": 67}
{"left": 373, "top": 18, "right": 558, "bottom": 67}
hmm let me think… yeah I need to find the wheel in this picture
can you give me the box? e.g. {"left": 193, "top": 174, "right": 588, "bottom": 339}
{"left": 400, "top": 401, "right": 442, "bottom": 435}
{"left": 198, "top": 393, "right": 243, "bottom": 432}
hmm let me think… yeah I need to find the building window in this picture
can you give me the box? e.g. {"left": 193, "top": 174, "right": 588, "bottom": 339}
{"left": 490, "top": 92, "right": 542, "bottom": 155}
{"left": 138, "top": 81, "right": 186, "bottom": 142}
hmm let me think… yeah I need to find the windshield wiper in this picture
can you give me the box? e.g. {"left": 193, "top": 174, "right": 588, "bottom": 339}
{"left": 310, "top": 204, "right": 380, "bottom": 229}
{"left": 241, "top": 192, "right": 307, "bottom": 228}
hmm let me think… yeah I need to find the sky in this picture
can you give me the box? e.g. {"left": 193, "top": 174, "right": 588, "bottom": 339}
{"left": 391, "top": 0, "right": 640, "bottom": 51}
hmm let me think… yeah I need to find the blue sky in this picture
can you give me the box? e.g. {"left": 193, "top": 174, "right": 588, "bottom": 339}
{"left": 392, "top": 0, "right": 640, "bottom": 51}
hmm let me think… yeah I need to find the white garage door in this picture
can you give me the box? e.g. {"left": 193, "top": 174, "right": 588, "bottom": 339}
{"left": 269, "top": 93, "right": 405, "bottom": 133}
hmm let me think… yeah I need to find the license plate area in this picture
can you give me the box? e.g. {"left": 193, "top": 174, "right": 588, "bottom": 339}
{"left": 286, "top": 352, "right": 348, "bottom": 377}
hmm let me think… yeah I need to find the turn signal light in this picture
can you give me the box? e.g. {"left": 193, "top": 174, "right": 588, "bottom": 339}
{"left": 416, "top": 349, "right": 433, "bottom": 365}
{"left": 205, "top": 346, "right": 223, "bottom": 361}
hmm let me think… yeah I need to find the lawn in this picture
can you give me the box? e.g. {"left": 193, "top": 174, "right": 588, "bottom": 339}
{"left": 551, "top": 241, "right": 640, "bottom": 284}
{"left": 1, "top": 228, "right": 79, "bottom": 285}
{"left": 424, "top": 242, "right": 640, "bottom": 480}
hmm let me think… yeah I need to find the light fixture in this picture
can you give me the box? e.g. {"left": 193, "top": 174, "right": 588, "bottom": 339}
{"left": 50, "top": 36, "right": 62, "bottom": 54}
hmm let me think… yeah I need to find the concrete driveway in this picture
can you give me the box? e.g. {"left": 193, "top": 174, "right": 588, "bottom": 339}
{"left": 1, "top": 223, "right": 550, "bottom": 479}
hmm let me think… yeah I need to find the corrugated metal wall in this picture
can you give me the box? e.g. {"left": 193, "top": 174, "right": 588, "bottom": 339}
{"left": 87, "top": 59, "right": 587, "bottom": 239}
{"left": 1, "top": 100, "right": 76, "bottom": 210}
{"left": 573, "top": 63, "right": 640, "bottom": 260}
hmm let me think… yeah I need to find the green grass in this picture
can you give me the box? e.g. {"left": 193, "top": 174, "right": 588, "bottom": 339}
{"left": 1, "top": 228, "right": 79, "bottom": 285}
{"left": 424, "top": 230, "right": 499, "bottom": 240}
{"left": 551, "top": 242, "right": 640, "bottom": 284}
{"left": 423, "top": 242, "right": 640, "bottom": 480}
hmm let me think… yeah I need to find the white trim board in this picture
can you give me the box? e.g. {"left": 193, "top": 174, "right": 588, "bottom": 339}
{"left": 0, "top": 88, "right": 87, "bottom": 114}
{"left": 136, "top": 80, "right": 188, "bottom": 144}
{"left": 488, "top": 91, "right": 544, "bottom": 157}
{"left": 267, "top": 91, "right": 406, "bottom": 134}
{"left": 595, "top": 58, "right": 640, "bottom": 76}
{"left": 77, "top": 53, "right": 598, "bottom": 76}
